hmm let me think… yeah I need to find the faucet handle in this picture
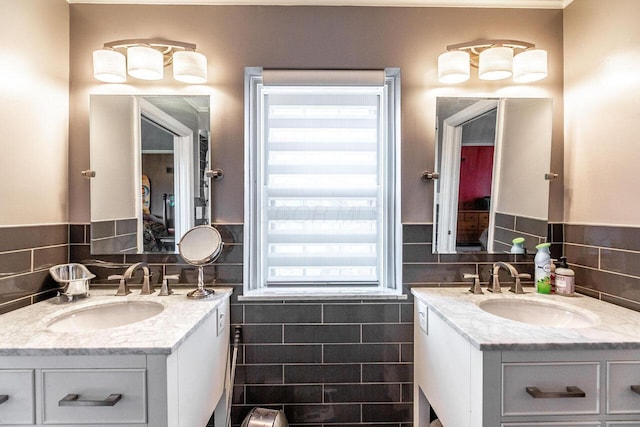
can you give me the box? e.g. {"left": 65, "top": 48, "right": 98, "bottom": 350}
{"left": 510, "top": 273, "right": 531, "bottom": 294}
{"left": 107, "top": 274, "right": 131, "bottom": 296}
{"left": 463, "top": 273, "right": 483, "bottom": 294}
{"left": 159, "top": 274, "right": 179, "bottom": 296}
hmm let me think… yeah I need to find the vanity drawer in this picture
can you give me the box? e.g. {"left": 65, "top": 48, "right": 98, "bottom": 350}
{"left": 41, "top": 368, "right": 146, "bottom": 424}
{"left": 502, "top": 362, "right": 600, "bottom": 417}
{"left": 0, "top": 370, "right": 35, "bottom": 425}
{"left": 607, "top": 361, "right": 640, "bottom": 414}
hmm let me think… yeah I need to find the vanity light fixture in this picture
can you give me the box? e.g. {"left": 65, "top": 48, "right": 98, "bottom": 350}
{"left": 93, "top": 39, "right": 207, "bottom": 84}
{"left": 438, "top": 39, "right": 547, "bottom": 84}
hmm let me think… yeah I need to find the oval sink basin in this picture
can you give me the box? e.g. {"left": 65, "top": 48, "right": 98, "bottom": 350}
{"left": 48, "top": 301, "right": 164, "bottom": 332}
{"left": 478, "top": 298, "right": 598, "bottom": 328}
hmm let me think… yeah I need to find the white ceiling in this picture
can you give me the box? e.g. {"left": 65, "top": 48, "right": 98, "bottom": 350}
{"left": 67, "top": 0, "right": 573, "bottom": 9}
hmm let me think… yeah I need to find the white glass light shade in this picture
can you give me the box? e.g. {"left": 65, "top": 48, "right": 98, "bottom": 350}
{"left": 479, "top": 46, "right": 513, "bottom": 80}
{"left": 438, "top": 50, "right": 470, "bottom": 84}
{"left": 127, "top": 46, "right": 163, "bottom": 80}
{"left": 93, "top": 49, "right": 126, "bottom": 83}
{"left": 513, "top": 49, "right": 548, "bottom": 83}
{"left": 173, "top": 51, "right": 207, "bottom": 84}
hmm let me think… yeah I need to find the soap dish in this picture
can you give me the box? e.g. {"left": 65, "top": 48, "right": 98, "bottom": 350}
{"left": 49, "top": 263, "right": 96, "bottom": 300}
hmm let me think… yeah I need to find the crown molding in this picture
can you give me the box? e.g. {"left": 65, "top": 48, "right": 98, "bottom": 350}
{"left": 67, "top": 0, "right": 573, "bottom": 9}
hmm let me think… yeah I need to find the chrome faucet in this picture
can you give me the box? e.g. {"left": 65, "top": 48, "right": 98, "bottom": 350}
{"left": 108, "top": 262, "right": 153, "bottom": 296}
{"left": 124, "top": 262, "right": 153, "bottom": 295}
{"left": 489, "top": 261, "right": 531, "bottom": 294}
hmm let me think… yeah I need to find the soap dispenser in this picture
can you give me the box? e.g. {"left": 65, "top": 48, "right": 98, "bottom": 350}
{"left": 555, "top": 257, "right": 575, "bottom": 296}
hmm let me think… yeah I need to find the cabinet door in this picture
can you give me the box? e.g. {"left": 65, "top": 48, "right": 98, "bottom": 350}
{"left": 0, "top": 370, "right": 34, "bottom": 425}
{"left": 174, "top": 308, "right": 225, "bottom": 427}
{"left": 502, "top": 362, "right": 600, "bottom": 417}
{"left": 416, "top": 308, "right": 474, "bottom": 427}
{"left": 608, "top": 362, "right": 640, "bottom": 415}
{"left": 41, "top": 368, "right": 146, "bottom": 424}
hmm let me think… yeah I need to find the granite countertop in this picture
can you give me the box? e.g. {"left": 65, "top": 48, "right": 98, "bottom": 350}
{"left": 0, "top": 287, "right": 232, "bottom": 356}
{"left": 412, "top": 287, "right": 640, "bottom": 351}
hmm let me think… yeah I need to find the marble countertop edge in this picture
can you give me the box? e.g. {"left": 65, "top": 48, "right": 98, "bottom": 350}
{"left": 0, "top": 287, "right": 233, "bottom": 357}
{"left": 412, "top": 287, "right": 640, "bottom": 351}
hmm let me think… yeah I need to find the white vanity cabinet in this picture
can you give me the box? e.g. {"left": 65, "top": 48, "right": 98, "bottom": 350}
{"left": 414, "top": 296, "right": 640, "bottom": 427}
{"left": 0, "top": 296, "right": 230, "bottom": 427}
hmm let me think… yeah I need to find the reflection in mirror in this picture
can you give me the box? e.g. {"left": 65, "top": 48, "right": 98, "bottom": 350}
{"left": 89, "top": 95, "right": 210, "bottom": 254}
{"left": 433, "top": 97, "right": 552, "bottom": 254}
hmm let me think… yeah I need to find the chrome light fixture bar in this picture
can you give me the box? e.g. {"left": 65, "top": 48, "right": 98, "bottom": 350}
{"left": 93, "top": 38, "right": 207, "bottom": 84}
{"left": 438, "top": 39, "right": 547, "bottom": 84}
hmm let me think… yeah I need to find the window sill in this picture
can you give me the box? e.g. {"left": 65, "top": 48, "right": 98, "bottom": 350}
{"left": 239, "top": 288, "right": 407, "bottom": 301}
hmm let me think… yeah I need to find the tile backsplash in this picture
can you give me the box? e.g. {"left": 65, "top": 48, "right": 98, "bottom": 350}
{"left": 564, "top": 224, "right": 640, "bottom": 311}
{"left": 3, "top": 221, "right": 640, "bottom": 426}
{"left": 0, "top": 224, "right": 67, "bottom": 314}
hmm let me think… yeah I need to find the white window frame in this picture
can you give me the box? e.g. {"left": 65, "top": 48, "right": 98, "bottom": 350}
{"left": 243, "top": 68, "right": 402, "bottom": 299}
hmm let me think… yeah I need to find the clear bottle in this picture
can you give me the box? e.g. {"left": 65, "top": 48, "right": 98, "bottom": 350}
{"left": 534, "top": 243, "right": 552, "bottom": 294}
{"left": 555, "top": 257, "right": 575, "bottom": 296}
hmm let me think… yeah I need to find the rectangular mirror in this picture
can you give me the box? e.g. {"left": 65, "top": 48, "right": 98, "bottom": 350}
{"left": 434, "top": 97, "right": 552, "bottom": 254}
{"left": 89, "top": 95, "right": 211, "bottom": 254}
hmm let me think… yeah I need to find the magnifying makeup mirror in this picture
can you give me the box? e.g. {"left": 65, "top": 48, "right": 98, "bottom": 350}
{"left": 178, "top": 225, "right": 223, "bottom": 299}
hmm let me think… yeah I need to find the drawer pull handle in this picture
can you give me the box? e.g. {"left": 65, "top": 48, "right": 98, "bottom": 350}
{"left": 59, "top": 393, "right": 122, "bottom": 407}
{"left": 526, "top": 386, "right": 586, "bottom": 399}
{"left": 631, "top": 385, "right": 640, "bottom": 395}
{"left": 0, "top": 395, "right": 8, "bottom": 404}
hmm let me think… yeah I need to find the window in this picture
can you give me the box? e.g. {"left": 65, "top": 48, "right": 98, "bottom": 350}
{"left": 244, "top": 68, "right": 401, "bottom": 298}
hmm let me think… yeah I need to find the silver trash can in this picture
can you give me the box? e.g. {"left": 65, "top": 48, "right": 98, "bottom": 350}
{"left": 241, "top": 408, "right": 288, "bottom": 427}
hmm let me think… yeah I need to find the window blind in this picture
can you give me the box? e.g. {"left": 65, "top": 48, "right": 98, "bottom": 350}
{"left": 260, "top": 87, "right": 384, "bottom": 286}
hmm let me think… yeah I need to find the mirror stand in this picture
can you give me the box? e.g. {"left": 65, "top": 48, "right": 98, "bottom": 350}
{"left": 177, "top": 225, "right": 223, "bottom": 300}
{"left": 187, "top": 265, "right": 216, "bottom": 299}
